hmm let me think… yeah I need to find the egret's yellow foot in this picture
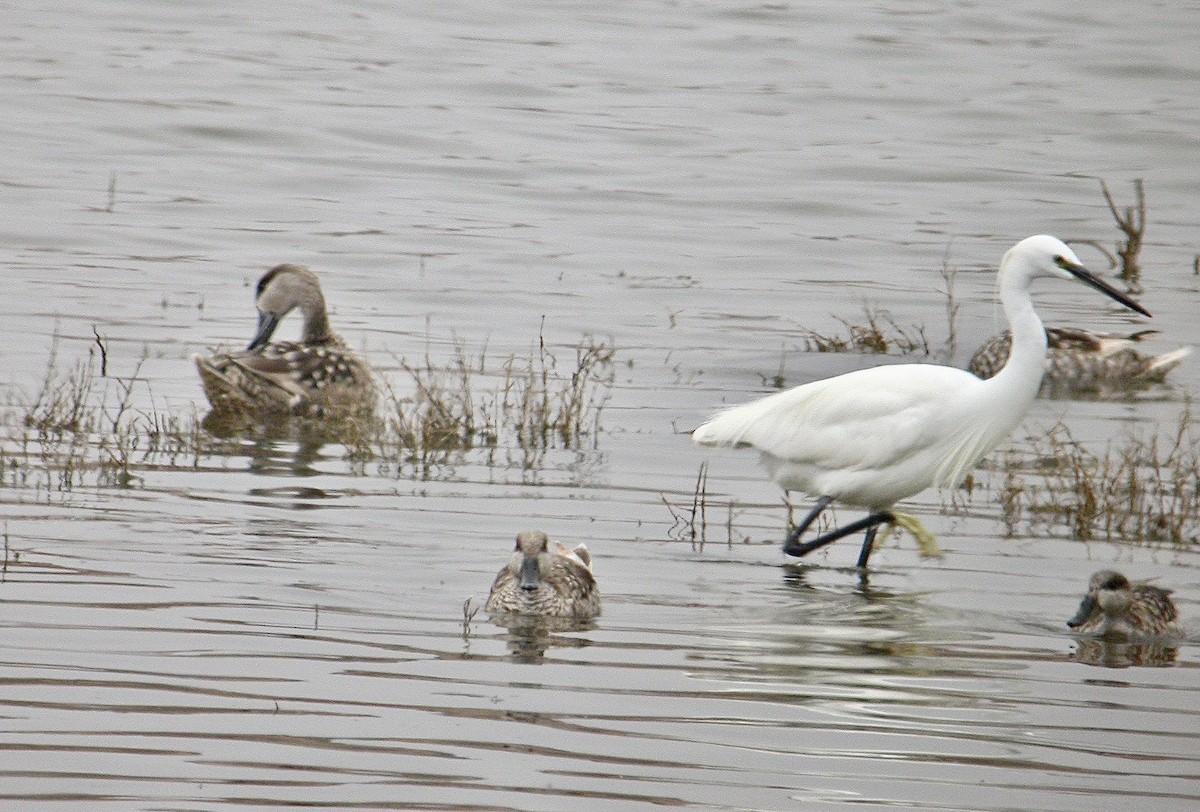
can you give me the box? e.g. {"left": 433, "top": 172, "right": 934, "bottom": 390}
{"left": 876, "top": 512, "right": 943, "bottom": 558}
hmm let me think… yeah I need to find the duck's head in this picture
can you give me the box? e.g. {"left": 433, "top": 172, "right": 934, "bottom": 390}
{"left": 248, "top": 264, "right": 329, "bottom": 350}
{"left": 508, "top": 530, "right": 553, "bottom": 592}
{"left": 1067, "top": 569, "right": 1133, "bottom": 628}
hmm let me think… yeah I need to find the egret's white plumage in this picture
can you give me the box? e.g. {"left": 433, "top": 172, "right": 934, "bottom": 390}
{"left": 693, "top": 235, "right": 1150, "bottom": 567}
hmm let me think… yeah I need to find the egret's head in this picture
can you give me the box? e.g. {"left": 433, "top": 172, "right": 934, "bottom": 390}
{"left": 1013, "top": 235, "right": 1082, "bottom": 279}
{"left": 1003, "top": 235, "right": 1150, "bottom": 318}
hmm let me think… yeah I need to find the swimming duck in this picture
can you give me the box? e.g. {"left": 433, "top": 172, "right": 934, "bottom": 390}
{"left": 1067, "top": 570, "right": 1179, "bottom": 638}
{"left": 486, "top": 531, "right": 601, "bottom": 619}
{"left": 196, "top": 264, "right": 375, "bottom": 419}
{"left": 968, "top": 327, "right": 1190, "bottom": 396}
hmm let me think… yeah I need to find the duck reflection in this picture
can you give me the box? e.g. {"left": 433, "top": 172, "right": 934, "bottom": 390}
{"left": 201, "top": 408, "right": 356, "bottom": 478}
{"left": 1071, "top": 638, "right": 1178, "bottom": 668}
{"left": 489, "top": 612, "right": 598, "bottom": 663}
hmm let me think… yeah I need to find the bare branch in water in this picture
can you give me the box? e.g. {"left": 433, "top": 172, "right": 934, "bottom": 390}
{"left": 1098, "top": 177, "right": 1146, "bottom": 291}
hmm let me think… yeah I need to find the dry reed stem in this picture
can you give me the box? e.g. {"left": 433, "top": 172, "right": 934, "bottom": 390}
{"left": 2, "top": 329, "right": 614, "bottom": 494}
{"left": 662, "top": 461, "right": 710, "bottom": 548}
{"left": 1099, "top": 177, "right": 1146, "bottom": 290}
{"left": 797, "top": 306, "right": 931, "bottom": 356}
{"left": 997, "top": 405, "right": 1200, "bottom": 546}
{"left": 374, "top": 331, "right": 614, "bottom": 479}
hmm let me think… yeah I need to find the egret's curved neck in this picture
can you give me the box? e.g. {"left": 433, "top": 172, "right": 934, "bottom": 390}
{"left": 990, "top": 266, "right": 1047, "bottom": 407}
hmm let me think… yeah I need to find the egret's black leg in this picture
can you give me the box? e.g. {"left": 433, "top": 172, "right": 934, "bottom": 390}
{"left": 782, "top": 496, "right": 834, "bottom": 556}
{"left": 785, "top": 510, "right": 894, "bottom": 561}
{"left": 855, "top": 525, "right": 879, "bottom": 569}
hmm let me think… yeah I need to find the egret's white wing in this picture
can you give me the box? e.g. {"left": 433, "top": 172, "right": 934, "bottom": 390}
{"left": 694, "top": 364, "right": 984, "bottom": 476}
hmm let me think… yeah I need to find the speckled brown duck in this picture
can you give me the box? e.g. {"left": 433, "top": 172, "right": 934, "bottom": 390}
{"left": 196, "top": 264, "right": 375, "bottom": 420}
{"left": 969, "top": 327, "right": 1189, "bottom": 396}
{"left": 1067, "top": 570, "right": 1179, "bottom": 639}
{"left": 486, "top": 531, "right": 601, "bottom": 619}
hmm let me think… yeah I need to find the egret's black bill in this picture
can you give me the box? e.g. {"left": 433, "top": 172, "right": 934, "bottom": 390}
{"left": 1061, "top": 260, "right": 1151, "bottom": 317}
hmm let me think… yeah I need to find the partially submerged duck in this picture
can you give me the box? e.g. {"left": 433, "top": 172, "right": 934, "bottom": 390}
{"left": 968, "top": 327, "right": 1190, "bottom": 396}
{"left": 1067, "top": 570, "right": 1179, "bottom": 639}
{"left": 486, "top": 531, "right": 601, "bottom": 619}
{"left": 196, "top": 264, "right": 375, "bottom": 420}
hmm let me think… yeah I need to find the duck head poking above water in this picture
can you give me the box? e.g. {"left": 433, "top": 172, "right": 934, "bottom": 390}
{"left": 195, "top": 264, "right": 375, "bottom": 421}
{"left": 486, "top": 531, "right": 601, "bottom": 619}
{"left": 1067, "top": 570, "right": 1179, "bottom": 639}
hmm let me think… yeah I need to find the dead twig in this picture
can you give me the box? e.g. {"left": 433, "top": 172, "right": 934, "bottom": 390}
{"left": 938, "top": 246, "right": 961, "bottom": 362}
{"left": 1099, "top": 178, "right": 1146, "bottom": 291}
{"left": 92, "top": 327, "right": 108, "bottom": 377}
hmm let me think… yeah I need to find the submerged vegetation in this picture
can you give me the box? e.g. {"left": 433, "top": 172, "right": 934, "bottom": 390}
{"left": 791, "top": 247, "right": 961, "bottom": 363}
{"left": 0, "top": 330, "right": 615, "bottom": 497}
{"left": 1, "top": 340, "right": 206, "bottom": 495}
{"left": 369, "top": 332, "right": 614, "bottom": 479}
{"left": 995, "top": 405, "right": 1200, "bottom": 546}
{"left": 796, "top": 305, "right": 931, "bottom": 356}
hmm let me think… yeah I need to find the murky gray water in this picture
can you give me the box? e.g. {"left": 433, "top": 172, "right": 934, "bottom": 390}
{"left": 2, "top": 1, "right": 1199, "bottom": 809}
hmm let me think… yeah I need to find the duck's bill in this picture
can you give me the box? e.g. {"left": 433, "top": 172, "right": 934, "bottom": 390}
{"left": 247, "top": 311, "right": 280, "bottom": 351}
{"left": 518, "top": 556, "right": 541, "bottom": 591}
{"left": 1063, "top": 261, "right": 1152, "bottom": 317}
{"left": 1066, "top": 594, "right": 1098, "bottom": 628}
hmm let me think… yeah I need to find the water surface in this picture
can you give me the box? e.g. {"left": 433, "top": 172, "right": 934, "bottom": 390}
{"left": 1, "top": 1, "right": 1198, "bottom": 810}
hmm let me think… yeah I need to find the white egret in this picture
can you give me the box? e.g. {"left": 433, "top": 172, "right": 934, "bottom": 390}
{"left": 692, "top": 235, "right": 1150, "bottom": 568}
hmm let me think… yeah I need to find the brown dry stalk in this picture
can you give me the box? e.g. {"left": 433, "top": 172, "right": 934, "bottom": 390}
{"left": 997, "top": 407, "right": 1200, "bottom": 546}
{"left": 1099, "top": 177, "right": 1146, "bottom": 289}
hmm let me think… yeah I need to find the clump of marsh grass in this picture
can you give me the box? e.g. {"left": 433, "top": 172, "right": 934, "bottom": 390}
{"left": 795, "top": 246, "right": 968, "bottom": 362}
{"left": 501, "top": 330, "right": 615, "bottom": 451}
{"left": 370, "top": 330, "right": 615, "bottom": 480}
{"left": 2, "top": 333, "right": 217, "bottom": 497}
{"left": 387, "top": 340, "right": 486, "bottom": 455}
{"left": 23, "top": 340, "right": 96, "bottom": 436}
{"left": 797, "top": 305, "right": 930, "bottom": 356}
{"left": 3, "top": 327, "right": 615, "bottom": 492}
{"left": 996, "top": 405, "right": 1200, "bottom": 545}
